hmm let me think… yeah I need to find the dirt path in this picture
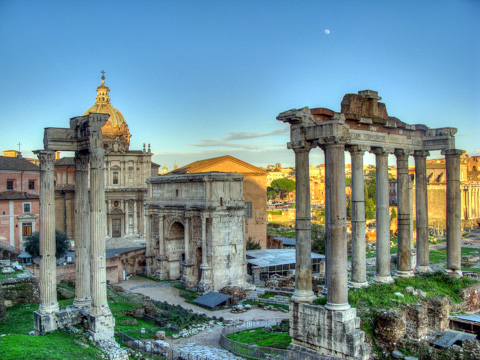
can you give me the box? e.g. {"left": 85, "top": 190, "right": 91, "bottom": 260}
{"left": 116, "top": 276, "right": 289, "bottom": 349}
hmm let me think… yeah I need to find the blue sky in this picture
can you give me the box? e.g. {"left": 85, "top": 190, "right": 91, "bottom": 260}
{"left": 0, "top": 0, "right": 478, "bottom": 169}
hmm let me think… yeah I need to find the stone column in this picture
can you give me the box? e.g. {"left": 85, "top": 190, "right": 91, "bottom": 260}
{"left": 89, "top": 147, "right": 111, "bottom": 317}
{"left": 133, "top": 200, "right": 138, "bottom": 235}
{"left": 442, "top": 149, "right": 463, "bottom": 277}
{"left": 348, "top": 146, "right": 368, "bottom": 288}
{"left": 155, "top": 211, "right": 169, "bottom": 279}
{"left": 414, "top": 150, "right": 431, "bottom": 273}
{"left": 197, "top": 213, "right": 212, "bottom": 293}
{"left": 73, "top": 151, "right": 91, "bottom": 309}
{"left": 395, "top": 149, "right": 413, "bottom": 277}
{"left": 125, "top": 200, "right": 130, "bottom": 235}
{"left": 36, "top": 150, "right": 59, "bottom": 315}
{"left": 372, "top": 148, "right": 394, "bottom": 283}
{"left": 145, "top": 213, "right": 152, "bottom": 256}
{"left": 324, "top": 140, "right": 350, "bottom": 310}
{"left": 291, "top": 144, "right": 316, "bottom": 303}
{"left": 181, "top": 213, "right": 194, "bottom": 288}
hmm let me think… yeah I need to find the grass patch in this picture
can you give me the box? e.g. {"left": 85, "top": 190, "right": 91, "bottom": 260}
{"left": 430, "top": 247, "right": 480, "bottom": 266}
{"left": 227, "top": 327, "right": 291, "bottom": 349}
{"left": 0, "top": 269, "right": 26, "bottom": 281}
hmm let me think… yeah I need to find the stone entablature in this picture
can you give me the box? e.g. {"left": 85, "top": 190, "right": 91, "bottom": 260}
{"left": 145, "top": 173, "right": 247, "bottom": 292}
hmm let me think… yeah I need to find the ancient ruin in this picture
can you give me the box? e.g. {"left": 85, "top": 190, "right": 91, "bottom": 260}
{"left": 34, "top": 113, "right": 115, "bottom": 342}
{"left": 144, "top": 173, "right": 247, "bottom": 292}
{"left": 277, "top": 90, "right": 462, "bottom": 359}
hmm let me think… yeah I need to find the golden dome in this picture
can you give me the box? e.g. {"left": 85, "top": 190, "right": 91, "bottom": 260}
{"left": 84, "top": 75, "right": 131, "bottom": 149}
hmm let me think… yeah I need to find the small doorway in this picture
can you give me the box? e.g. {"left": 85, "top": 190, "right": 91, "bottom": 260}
{"left": 112, "top": 219, "right": 122, "bottom": 237}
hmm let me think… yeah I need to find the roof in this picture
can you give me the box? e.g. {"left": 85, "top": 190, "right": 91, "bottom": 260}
{"left": 246, "top": 249, "right": 324, "bottom": 268}
{"left": 18, "top": 251, "right": 32, "bottom": 258}
{"left": 451, "top": 314, "right": 480, "bottom": 324}
{"left": 170, "top": 155, "right": 266, "bottom": 176}
{"left": 54, "top": 157, "right": 75, "bottom": 166}
{"left": 0, "top": 156, "right": 39, "bottom": 171}
{"left": 431, "top": 330, "right": 477, "bottom": 348}
{"left": 0, "top": 191, "right": 39, "bottom": 200}
{"left": 274, "top": 237, "right": 296, "bottom": 246}
{"left": 105, "top": 247, "right": 145, "bottom": 259}
{"left": 193, "top": 291, "right": 231, "bottom": 308}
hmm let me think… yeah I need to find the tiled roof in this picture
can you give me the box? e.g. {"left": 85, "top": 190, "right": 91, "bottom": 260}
{"left": 0, "top": 191, "right": 39, "bottom": 200}
{"left": 54, "top": 157, "right": 75, "bottom": 166}
{"left": 0, "top": 156, "right": 39, "bottom": 171}
{"left": 170, "top": 155, "right": 265, "bottom": 175}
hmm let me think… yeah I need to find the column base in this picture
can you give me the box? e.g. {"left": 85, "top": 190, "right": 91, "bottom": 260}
{"left": 291, "top": 289, "right": 316, "bottom": 304}
{"left": 73, "top": 297, "right": 91, "bottom": 310}
{"left": 325, "top": 302, "right": 351, "bottom": 311}
{"left": 396, "top": 270, "right": 414, "bottom": 278}
{"left": 374, "top": 275, "right": 394, "bottom": 284}
{"left": 197, "top": 263, "right": 212, "bottom": 293}
{"left": 87, "top": 312, "right": 115, "bottom": 341}
{"left": 415, "top": 265, "right": 432, "bottom": 274}
{"left": 34, "top": 311, "right": 58, "bottom": 334}
{"left": 154, "top": 268, "right": 169, "bottom": 281}
{"left": 349, "top": 281, "right": 369, "bottom": 289}
{"left": 289, "top": 303, "right": 371, "bottom": 360}
{"left": 446, "top": 269, "right": 463, "bottom": 278}
{"left": 321, "top": 286, "right": 328, "bottom": 295}
{"left": 38, "top": 302, "right": 60, "bottom": 315}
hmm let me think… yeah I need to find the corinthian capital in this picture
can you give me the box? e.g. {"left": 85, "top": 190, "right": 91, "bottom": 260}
{"left": 89, "top": 147, "right": 105, "bottom": 170}
{"left": 35, "top": 150, "right": 55, "bottom": 171}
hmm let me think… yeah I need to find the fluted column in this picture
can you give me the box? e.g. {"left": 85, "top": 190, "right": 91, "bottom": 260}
{"left": 181, "top": 212, "right": 194, "bottom": 288}
{"left": 125, "top": 200, "right": 130, "bottom": 235}
{"left": 133, "top": 200, "right": 138, "bottom": 235}
{"left": 442, "top": 149, "right": 463, "bottom": 277}
{"left": 395, "top": 149, "right": 413, "bottom": 277}
{"left": 145, "top": 213, "right": 152, "bottom": 257}
{"left": 348, "top": 146, "right": 368, "bottom": 288}
{"left": 89, "top": 147, "right": 111, "bottom": 316}
{"left": 324, "top": 139, "right": 350, "bottom": 310}
{"left": 73, "top": 151, "right": 91, "bottom": 309}
{"left": 414, "top": 150, "right": 431, "bottom": 273}
{"left": 372, "top": 148, "right": 394, "bottom": 283}
{"left": 291, "top": 144, "right": 315, "bottom": 303}
{"left": 197, "top": 212, "right": 212, "bottom": 293}
{"left": 36, "top": 150, "right": 59, "bottom": 315}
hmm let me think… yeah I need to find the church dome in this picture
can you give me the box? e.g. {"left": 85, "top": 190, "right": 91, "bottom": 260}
{"left": 84, "top": 74, "right": 131, "bottom": 149}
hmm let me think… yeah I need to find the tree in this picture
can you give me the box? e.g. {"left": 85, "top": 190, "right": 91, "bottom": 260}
{"left": 270, "top": 178, "right": 296, "bottom": 200}
{"left": 311, "top": 224, "right": 325, "bottom": 254}
{"left": 390, "top": 207, "right": 397, "bottom": 223}
{"left": 24, "top": 229, "right": 70, "bottom": 259}
{"left": 246, "top": 237, "right": 261, "bottom": 250}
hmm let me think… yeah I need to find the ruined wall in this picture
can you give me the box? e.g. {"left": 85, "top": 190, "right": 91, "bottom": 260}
{"left": 374, "top": 297, "right": 451, "bottom": 352}
{"left": 244, "top": 174, "right": 267, "bottom": 249}
{"left": 54, "top": 190, "right": 75, "bottom": 238}
{"left": 0, "top": 277, "right": 39, "bottom": 307}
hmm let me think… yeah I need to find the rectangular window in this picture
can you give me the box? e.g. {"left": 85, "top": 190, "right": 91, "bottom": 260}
{"left": 22, "top": 223, "right": 32, "bottom": 237}
{"left": 23, "top": 203, "right": 31, "bottom": 212}
{"left": 113, "top": 172, "right": 119, "bottom": 184}
{"left": 28, "top": 180, "right": 35, "bottom": 190}
{"left": 245, "top": 202, "right": 253, "bottom": 219}
{"left": 7, "top": 180, "right": 13, "bottom": 190}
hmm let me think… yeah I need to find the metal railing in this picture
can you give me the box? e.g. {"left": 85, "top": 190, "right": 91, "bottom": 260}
{"left": 220, "top": 319, "right": 342, "bottom": 360}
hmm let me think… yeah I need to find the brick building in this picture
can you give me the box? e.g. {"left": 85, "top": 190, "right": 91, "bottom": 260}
{"left": 0, "top": 155, "right": 40, "bottom": 249}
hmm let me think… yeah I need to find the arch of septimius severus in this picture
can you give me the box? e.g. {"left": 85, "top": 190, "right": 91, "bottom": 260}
{"left": 277, "top": 90, "right": 461, "bottom": 359}
{"left": 34, "top": 113, "right": 116, "bottom": 343}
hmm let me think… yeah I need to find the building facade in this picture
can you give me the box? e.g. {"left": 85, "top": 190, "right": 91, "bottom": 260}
{"left": 54, "top": 76, "right": 158, "bottom": 240}
{"left": 0, "top": 155, "right": 40, "bottom": 249}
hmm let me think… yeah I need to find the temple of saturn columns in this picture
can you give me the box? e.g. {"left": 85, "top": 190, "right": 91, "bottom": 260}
{"left": 277, "top": 90, "right": 461, "bottom": 360}
{"left": 34, "top": 113, "right": 115, "bottom": 342}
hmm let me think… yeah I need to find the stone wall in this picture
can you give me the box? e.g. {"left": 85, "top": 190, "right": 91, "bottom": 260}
{"left": 374, "top": 296, "right": 451, "bottom": 352}
{"left": 0, "top": 277, "right": 39, "bottom": 307}
{"left": 452, "top": 281, "right": 480, "bottom": 312}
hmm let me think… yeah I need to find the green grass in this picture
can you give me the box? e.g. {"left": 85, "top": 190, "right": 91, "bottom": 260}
{"left": 226, "top": 327, "right": 291, "bottom": 349}
{"left": 0, "top": 269, "right": 26, "bottom": 281}
{"left": 0, "top": 300, "right": 106, "bottom": 360}
{"left": 429, "top": 247, "right": 480, "bottom": 266}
